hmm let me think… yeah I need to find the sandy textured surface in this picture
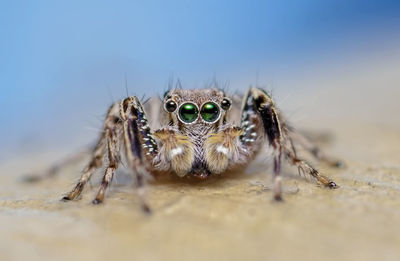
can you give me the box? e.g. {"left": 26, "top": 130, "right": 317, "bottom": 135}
{"left": 1, "top": 61, "right": 400, "bottom": 261}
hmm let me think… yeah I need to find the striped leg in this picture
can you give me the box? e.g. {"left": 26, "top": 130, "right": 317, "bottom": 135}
{"left": 62, "top": 103, "right": 120, "bottom": 201}
{"left": 285, "top": 127, "right": 344, "bottom": 167}
{"left": 92, "top": 127, "right": 120, "bottom": 204}
{"left": 120, "top": 96, "right": 158, "bottom": 213}
{"left": 243, "top": 88, "right": 338, "bottom": 201}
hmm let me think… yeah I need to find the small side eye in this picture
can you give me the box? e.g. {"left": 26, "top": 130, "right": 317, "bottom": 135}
{"left": 221, "top": 98, "right": 231, "bottom": 110}
{"left": 165, "top": 100, "right": 177, "bottom": 112}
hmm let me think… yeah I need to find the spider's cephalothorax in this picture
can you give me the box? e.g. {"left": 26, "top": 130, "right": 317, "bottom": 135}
{"left": 61, "top": 87, "right": 341, "bottom": 212}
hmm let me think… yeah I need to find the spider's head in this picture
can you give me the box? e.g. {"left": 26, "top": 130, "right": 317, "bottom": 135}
{"left": 162, "top": 88, "right": 231, "bottom": 132}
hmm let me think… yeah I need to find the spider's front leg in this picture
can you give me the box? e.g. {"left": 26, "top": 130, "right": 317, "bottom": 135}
{"left": 62, "top": 96, "right": 158, "bottom": 212}
{"left": 120, "top": 96, "right": 159, "bottom": 213}
{"left": 242, "top": 88, "right": 338, "bottom": 201}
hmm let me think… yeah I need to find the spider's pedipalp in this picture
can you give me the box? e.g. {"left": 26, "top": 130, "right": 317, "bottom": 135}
{"left": 153, "top": 128, "right": 194, "bottom": 176}
{"left": 204, "top": 126, "right": 248, "bottom": 174}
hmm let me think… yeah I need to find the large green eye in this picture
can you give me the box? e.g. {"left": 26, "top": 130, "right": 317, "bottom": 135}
{"left": 200, "top": 102, "right": 220, "bottom": 123}
{"left": 178, "top": 102, "right": 199, "bottom": 123}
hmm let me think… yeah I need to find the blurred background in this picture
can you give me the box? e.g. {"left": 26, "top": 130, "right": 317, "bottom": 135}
{"left": 0, "top": 0, "right": 399, "bottom": 162}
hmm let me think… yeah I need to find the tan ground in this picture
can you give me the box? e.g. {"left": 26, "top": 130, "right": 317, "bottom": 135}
{"left": 1, "top": 58, "right": 399, "bottom": 261}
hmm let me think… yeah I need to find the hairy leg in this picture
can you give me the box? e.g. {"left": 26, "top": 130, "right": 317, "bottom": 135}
{"left": 63, "top": 96, "right": 159, "bottom": 212}
{"left": 62, "top": 103, "right": 120, "bottom": 201}
{"left": 285, "top": 127, "right": 344, "bottom": 167}
{"left": 120, "top": 96, "right": 158, "bottom": 213}
{"left": 282, "top": 144, "right": 337, "bottom": 188}
{"left": 243, "top": 87, "right": 338, "bottom": 200}
{"left": 241, "top": 88, "right": 284, "bottom": 200}
{"left": 22, "top": 148, "right": 90, "bottom": 183}
{"left": 92, "top": 127, "right": 120, "bottom": 204}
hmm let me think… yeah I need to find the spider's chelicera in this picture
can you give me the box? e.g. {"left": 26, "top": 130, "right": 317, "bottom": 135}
{"left": 61, "top": 87, "right": 341, "bottom": 212}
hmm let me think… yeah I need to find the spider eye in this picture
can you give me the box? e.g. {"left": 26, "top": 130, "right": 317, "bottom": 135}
{"left": 178, "top": 102, "right": 199, "bottom": 123}
{"left": 165, "top": 100, "right": 177, "bottom": 112}
{"left": 221, "top": 98, "right": 231, "bottom": 110}
{"left": 200, "top": 102, "right": 220, "bottom": 123}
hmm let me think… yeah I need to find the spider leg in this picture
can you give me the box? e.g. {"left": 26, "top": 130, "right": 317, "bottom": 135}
{"left": 92, "top": 127, "right": 120, "bottom": 204}
{"left": 285, "top": 127, "right": 344, "bottom": 167}
{"left": 22, "top": 148, "right": 90, "bottom": 183}
{"left": 62, "top": 96, "right": 158, "bottom": 212}
{"left": 62, "top": 103, "right": 120, "bottom": 201}
{"left": 282, "top": 144, "right": 337, "bottom": 189}
{"left": 120, "top": 96, "right": 158, "bottom": 213}
{"left": 244, "top": 88, "right": 338, "bottom": 201}
{"left": 241, "top": 88, "right": 284, "bottom": 200}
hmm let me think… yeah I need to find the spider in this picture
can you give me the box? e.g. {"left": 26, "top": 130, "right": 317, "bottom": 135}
{"left": 61, "top": 87, "right": 341, "bottom": 212}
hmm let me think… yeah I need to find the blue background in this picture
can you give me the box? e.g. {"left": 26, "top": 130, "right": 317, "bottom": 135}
{"left": 0, "top": 0, "right": 399, "bottom": 160}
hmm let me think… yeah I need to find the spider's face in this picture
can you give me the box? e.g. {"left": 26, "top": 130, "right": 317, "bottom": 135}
{"left": 162, "top": 88, "right": 231, "bottom": 130}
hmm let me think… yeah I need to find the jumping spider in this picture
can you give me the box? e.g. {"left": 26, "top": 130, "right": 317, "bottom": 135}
{"left": 61, "top": 87, "right": 340, "bottom": 212}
